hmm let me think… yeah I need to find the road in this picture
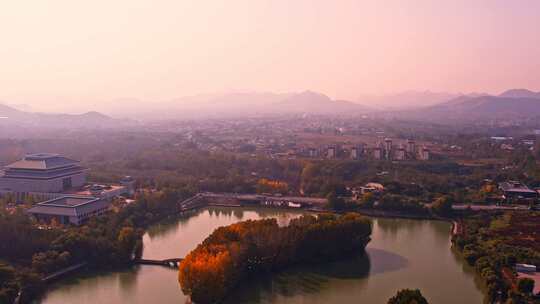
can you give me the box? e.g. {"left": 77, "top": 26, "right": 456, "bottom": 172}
{"left": 199, "top": 192, "right": 327, "bottom": 206}
{"left": 452, "top": 204, "right": 530, "bottom": 211}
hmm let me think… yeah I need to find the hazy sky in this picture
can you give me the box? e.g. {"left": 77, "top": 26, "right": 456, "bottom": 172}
{"left": 1, "top": 0, "right": 540, "bottom": 112}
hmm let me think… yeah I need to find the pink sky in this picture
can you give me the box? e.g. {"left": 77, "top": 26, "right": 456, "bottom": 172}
{"left": 1, "top": 0, "right": 539, "bottom": 112}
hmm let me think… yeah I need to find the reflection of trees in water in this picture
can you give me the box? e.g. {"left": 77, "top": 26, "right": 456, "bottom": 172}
{"left": 147, "top": 207, "right": 305, "bottom": 241}
{"left": 374, "top": 218, "right": 430, "bottom": 243}
{"left": 253, "top": 208, "right": 304, "bottom": 227}
{"left": 210, "top": 207, "right": 235, "bottom": 218}
{"left": 144, "top": 208, "right": 205, "bottom": 239}
{"left": 117, "top": 266, "right": 141, "bottom": 295}
{"left": 41, "top": 265, "right": 144, "bottom": 302}
{"left": 429, "top": 220, "right": 453, "bottom": 248}
{"left": 450, "top": 247, "right": 487, "bottom": 294}
{"left": 376, "top": 218, "right": 423, "bottom": 234}
{"left": 233, "top": 208, "right": 244, "bottom": 220}
{"left": 223, "top": 253, "right": 378, "bottom": 304}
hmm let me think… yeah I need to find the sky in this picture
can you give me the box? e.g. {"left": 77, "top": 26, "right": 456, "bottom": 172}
{"left": 1, "top": 0, "right": 540, "bottom": 112}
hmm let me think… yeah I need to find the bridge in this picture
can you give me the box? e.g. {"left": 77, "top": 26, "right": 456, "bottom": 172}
{"left": 134, "top": 258, "right": 183, "bottom": 268}
{"left": 178, "top": 193, "right": 208, "bottom": 212}
{"left": 178, "top": 192, "right": 328, "bottom": 212}
{"left": 42, "top": 262, "right": 88, "bottom": 282}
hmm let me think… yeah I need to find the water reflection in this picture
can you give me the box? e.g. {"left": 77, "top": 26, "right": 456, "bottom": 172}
{"left": 39, "top": 208, "right": 485, "bottom": 304}
{"left": 223, "top": 247, "right": 410, "bottom": 304}
{"left": 224, "top": 253, "right": 373, "bottom": 304}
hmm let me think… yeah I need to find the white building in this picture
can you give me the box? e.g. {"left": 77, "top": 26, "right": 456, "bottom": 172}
{"left": 327, "top": 145, "right": 336, "bottom": 159}
{"left": 373, "top": 147, "right": 383, "bottom": 160}
{"left": 406, "top": 139, "right": 416, "bottom": 154}
{"left": 384, "top": 138, "right": 392, "bottom": 160}
{"left": 395, "top": 146, "right": 406, "bottom": 160}
{"left": 419, "top": 147, "right": 430, "bottom": 160}
{"left": 351, "top": 144, "right": 364, "bottom": 160}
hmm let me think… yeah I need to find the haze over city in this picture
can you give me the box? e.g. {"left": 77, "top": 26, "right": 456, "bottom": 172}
{"left": 1, "top": 2, "right": 540, "bottom": 304}
{"left": 1, "top": 0, "right": 540, "bottom": 113}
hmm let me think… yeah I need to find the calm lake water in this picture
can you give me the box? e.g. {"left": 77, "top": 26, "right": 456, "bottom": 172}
{"left": 38, "top": 207, "right": 485, "bottom": 304}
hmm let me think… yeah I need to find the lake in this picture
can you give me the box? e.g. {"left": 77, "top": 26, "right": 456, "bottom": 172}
{"left": 38, "top": 207, "right": 485, "bottom": 304}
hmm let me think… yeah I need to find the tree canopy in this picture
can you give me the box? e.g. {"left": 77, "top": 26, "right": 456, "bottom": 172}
{"left": 179, "top": 213, "right": 372, "bottom": 304}
{"left": 387, "top": 289, "right": 429, "bottom": 304}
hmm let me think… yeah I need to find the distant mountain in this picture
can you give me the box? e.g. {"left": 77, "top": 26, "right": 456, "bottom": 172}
{"left": 417, "top": 91, "right": 540, "bottom": 121}
{"left": 498, "top": 89, "right": 540, "bottom": 99}
{"left": 0, "top": 103, "right": 26, "bottom": 118}
{"left": 131, "top": 91, "right": 372, "bottom": 120}
{"left": 357, "top": 91, "right": 461, "bottom": 109}
{"left": 276, "top": 91, "right": 370, "bottom": 114}
{"left": 0, "top": 103, "right": 127, "bottom": 129}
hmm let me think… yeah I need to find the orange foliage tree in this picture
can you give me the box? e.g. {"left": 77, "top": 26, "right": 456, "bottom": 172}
{"left": 179, "top": 213, "right": 372, "bottom": 303}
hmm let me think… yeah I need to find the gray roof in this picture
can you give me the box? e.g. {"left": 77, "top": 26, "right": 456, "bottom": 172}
{"left": 499, "top": 181, "right": 537, "bottom": 194}
{"left": 27, "top": 196, "right": 110, "bottom": 217}
{"left": 5, "top": 153, "right": 80, "bottom": 170}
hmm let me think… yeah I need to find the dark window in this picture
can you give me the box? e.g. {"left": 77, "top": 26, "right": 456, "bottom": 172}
{"left": 62, "top": 177, "right": 72, "bottom": 190}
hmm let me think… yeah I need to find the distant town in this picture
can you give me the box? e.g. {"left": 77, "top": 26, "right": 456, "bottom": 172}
{"left": 2, "top": 92, "right": 540, "bottom": 304}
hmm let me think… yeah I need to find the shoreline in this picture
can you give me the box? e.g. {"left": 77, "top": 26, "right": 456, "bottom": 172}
{"left": 33, "top": 204, "right": 455, "bottom": 304}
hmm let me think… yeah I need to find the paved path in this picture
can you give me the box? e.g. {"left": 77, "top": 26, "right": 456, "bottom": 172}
{"left": 452, "top": 204, "right": 529, "bottom": 211}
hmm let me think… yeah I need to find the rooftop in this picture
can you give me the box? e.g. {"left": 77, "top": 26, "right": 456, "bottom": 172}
{"left": 38, "top": 196, "right": 100, "bottom": 208}
{"left": 27, "top": 195, "right": 109, "bottom": 217}
{"left": 499, "top": 181, "right": 538, "bottom": 194}
{"left": 5, "top": 153, "right": 80, "bottom": 170}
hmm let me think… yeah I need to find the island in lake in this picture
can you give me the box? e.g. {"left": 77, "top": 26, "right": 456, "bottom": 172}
{"left": 178, "top": 213, "right": 372, "bottom": 304}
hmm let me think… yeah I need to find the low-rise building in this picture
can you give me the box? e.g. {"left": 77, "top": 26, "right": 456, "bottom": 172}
{"left": 499, "top": 181, "right": 538, "bottom": 204}
{"left": 27, "top": 196, "right": 110, "bottom": 226}
{"left": 352, "top": 183, "right": 384, "bottom": 200}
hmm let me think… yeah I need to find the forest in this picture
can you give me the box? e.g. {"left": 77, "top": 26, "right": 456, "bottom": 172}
{"left": 178, "top": 213, "right": 372, "bottom": 304}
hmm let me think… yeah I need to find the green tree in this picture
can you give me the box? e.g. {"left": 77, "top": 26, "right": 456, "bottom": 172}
{"left": 0, "top": 263, "right": 18, "bottom": 303}
{"left": 388, "top": 289, "right": 429, "bottom": 304}
{"left": 432, "top": 195, "right": 453, "bottom": 217}
{"left": 359, "top": 192, "right": 375, "bottom": 208}
{"left": 517, "top": 277, "right": 534, "bottom": 295}
{"left": 117, "top": 226, "right": 138, "bottom": 256}
{"left": 326, "top": 191, "right": 346, "bottom": 211}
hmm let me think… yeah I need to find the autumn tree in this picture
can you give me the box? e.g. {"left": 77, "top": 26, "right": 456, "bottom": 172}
{"left": 432, "top": 195, "right": 453, "bottom": 217}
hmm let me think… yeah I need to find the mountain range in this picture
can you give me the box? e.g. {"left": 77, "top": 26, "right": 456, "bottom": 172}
{"left": 114, "top": 91, "right": 373, "bottom": 120}
{"left": 416, "top": 89, "right": 540, "bottom": 121}
{"left": 0, "top": 103, "right": 125, "bottom": 129}
{"left": 2, "top": 88, "right": 540, "bottom": 124}
{"left": 357, "top": 91, "right": 463, "bottom": 109}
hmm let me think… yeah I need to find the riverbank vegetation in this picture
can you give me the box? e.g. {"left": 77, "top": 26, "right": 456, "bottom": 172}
{"left": 452, "top": 212, "right": 540, "bottom": 303}
{"left": 0, "top": 188, "right": 192, "bottom": 303}
{"left": 178, "top": 213, "right": 372, "bottom": 304}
